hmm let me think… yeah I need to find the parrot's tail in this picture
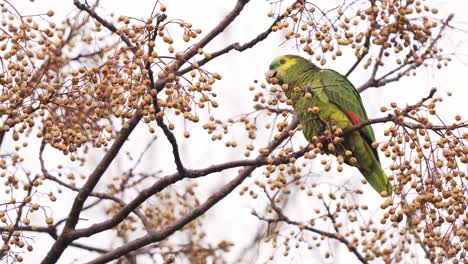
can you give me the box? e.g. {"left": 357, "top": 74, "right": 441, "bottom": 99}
{"left": 359, "top": 165, "right": 393, "bottom": 197}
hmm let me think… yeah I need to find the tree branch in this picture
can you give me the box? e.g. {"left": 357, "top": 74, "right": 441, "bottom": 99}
{"left": 83, "top": 118, "right": 300, "bottom": 264}
{"left": 170, "top": 0, "right": 251, "bottom": 71}
{"left": 82, "top": 87, "right": 447, "bottom": 243}
{"left": 263, "top": 193, "right": 368, "bottom": 264}
{"left": 153, "top": 104, "right": 187, "bottom": 176}
{"left": 176, "top": 1, "right": 298, "bottom": 76}
{"left": 345, "top": 32, "right": 371, "bottom": 77}
{"left": 0, "top": 176, "right": 34, "bottom": 259}
{"left": 41, "top": 1, "right": 254, "bottom": 262}
{"left": 40, "top": 112, "right": 142, "bottom": 264}
{"left": 0, "top": 225, "right": 108, "bottom": 254}
{"left": 39, "top": 140, "right": 121, "bottom": 204}
{"left": 357, "top": 14, "right": 454, "bottom": 93}
{"left": 73, "top": 0, "right": 133, "bottom": 47}
{"left": 344, "top": 87, "right": 438, "bottom": 134}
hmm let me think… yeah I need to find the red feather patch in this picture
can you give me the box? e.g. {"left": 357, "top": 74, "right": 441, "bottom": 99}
{"left": 346, "top": 111, "right": 361, "bottom": 125}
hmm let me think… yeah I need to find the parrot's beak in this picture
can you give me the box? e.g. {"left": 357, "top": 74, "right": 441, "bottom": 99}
{"left": 265, "top": 69, "right": 277, "bottom": 84}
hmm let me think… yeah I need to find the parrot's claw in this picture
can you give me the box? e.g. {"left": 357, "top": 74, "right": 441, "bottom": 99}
{"left": 303, "top": 85, "right": 315, "bottom": 96}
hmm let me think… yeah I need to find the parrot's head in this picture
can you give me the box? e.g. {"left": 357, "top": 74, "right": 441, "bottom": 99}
{"left": 266, "top": 55, "right": 317, "bottom": 85}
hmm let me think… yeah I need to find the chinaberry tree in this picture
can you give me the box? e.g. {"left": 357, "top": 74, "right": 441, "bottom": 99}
{"left": 0, "top": 0, "right": 466, "bottom": 263}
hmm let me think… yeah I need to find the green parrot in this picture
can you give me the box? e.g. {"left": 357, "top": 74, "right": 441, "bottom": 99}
{"left": 266, "top": 54, "right": 392, "bottom": 196}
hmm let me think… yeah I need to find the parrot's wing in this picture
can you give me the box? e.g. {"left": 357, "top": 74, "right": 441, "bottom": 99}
{"left": 317, "top": 69, "right": 379, "bottom": 161}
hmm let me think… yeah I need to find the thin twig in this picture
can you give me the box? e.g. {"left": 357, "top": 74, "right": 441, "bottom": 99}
{"left": 345, "top": 33, "right": 371, "bottom": 77}
{"left": 176, "top": 1, "right": 299, "bottom": 76}
{"left": 263, "top": 191, "right": 368, "bottom": 264}
{"left": 73, "top": 0, "right": 133, "bottom": 47}
{"left": 357, "top": 14, "right": 454, "bottom": 93}
{"left": 39, "top": 139, "right": 153, "bottom": 233}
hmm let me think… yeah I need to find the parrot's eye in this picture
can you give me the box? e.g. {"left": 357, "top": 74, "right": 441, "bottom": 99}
{"left": 280, "top": 59, "right": 286, "bottom": 65}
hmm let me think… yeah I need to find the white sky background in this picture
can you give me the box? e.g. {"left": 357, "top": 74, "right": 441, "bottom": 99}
{"left": 6, "top": 0, "right": 468, "bottom": 263}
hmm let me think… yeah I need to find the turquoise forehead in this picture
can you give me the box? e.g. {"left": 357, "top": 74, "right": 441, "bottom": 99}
{"left": 269, "top": 58, "right": 281, "bottom": 69}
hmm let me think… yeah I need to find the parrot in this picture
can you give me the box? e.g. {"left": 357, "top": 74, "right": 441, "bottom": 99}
{"left": 265, "top": 54, "right": 392, "bottom": 196}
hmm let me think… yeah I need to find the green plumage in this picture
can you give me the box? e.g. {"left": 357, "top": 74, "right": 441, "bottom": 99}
{"left": 267, "top": 55, "right": 392, "bottom": 196}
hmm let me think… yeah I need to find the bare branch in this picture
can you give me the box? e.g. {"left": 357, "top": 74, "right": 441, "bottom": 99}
{"left": 69, "top": 49, "right": 105, "bottom": 61}
{"left": 154, "top": 104, "right": 187, "bottom": 176}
